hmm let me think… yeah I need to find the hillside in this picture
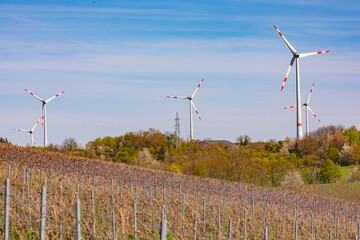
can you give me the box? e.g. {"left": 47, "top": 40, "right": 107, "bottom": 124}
{"left": 1, "top": 143, "right": 360, "bottom": 239}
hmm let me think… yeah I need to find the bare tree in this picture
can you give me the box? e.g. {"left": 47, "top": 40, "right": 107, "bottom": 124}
{"left": 61, "top": 138, "right": 79, "bottom": 151}
{"left": 236, "top": 135, "right": 251, "bottom": 146}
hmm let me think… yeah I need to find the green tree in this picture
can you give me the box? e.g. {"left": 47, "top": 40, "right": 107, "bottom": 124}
{"left": 114, "top": 149, "right": 137, "bottom": 164}
{"left": 319, "top": 159, "right": 342, "bottom": 183}
{"left": 328, "top": 146, "right": 340, "bottom": 163}
{"left": 342, "top": 127, "right": 360, "bottom": 146}
{"left": 264, "top": 140, "right": 283, "bottom": 153}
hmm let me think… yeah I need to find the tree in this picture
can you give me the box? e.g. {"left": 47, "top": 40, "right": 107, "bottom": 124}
{"left": 339, "top": 144, "right": 355, "bottom": 166}
{"left": 61, "top": 138, "right": 79, "bottom": 151}
{"left": 342, "top": 126, "right": 359, "bottom": 146}
{"left": 0, "top": 137, "right": 10, "bottom": 144}
{"left": 319, "top": 159, "right": 342, "bottom": 183}
{"left": 264, "top": 140, "right": 283, "bottom": 153}
{"left": 288, "top": 137, "right": 319, "bottom": 158}
{"left": 237, "top": 135, "right": 251, "bottom": 146}
{"left": 310, "top": 125, "right": 344, "bottom": 139}
{"left": 328, "top": 146, "right": 340, "bottom": 163}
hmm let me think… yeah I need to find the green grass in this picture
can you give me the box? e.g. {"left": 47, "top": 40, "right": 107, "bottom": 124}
{"left": 305, "top": 165, "right": 360, "bottom": 202}
{"left": 341, "top": 165, "right": 357, "bottom": 180}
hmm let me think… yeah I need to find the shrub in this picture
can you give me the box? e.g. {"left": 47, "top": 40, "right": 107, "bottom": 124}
{"left": 299, "top": 166, "right": 319, "bottom": 184}
{"left": 340, "top": 144, "right": 355, "bottom": 166}
{"left": 319, "top": 159, "right": 342, "bottom": 183}
{"left": 167, "top": 164, "right": 182, "bottom": 174}
{"left": 114, "top": 149, "right": 138, "bottom": 164}
{"left": 281, "top": 170, "right": 304, "bottom": 190}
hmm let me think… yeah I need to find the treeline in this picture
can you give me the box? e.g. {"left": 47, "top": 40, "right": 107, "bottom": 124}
{"left": 45, "top": 125, "right": 360, "bottom": 187}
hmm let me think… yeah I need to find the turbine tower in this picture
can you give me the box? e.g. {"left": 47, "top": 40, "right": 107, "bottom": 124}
{"left": 24, "top": 89, "right": 64, "bottom": 147}
{"left": 283, "top": 82, "right": 320, "bottom": 137}
{"left": 175, "top": 112, "right": 181, "bottom": 147}
{"left": 274, "top": 25, "right": 329, "bottom": 139}
{"left": 167, "top": 78, "right": 204, "bottom": 141}
{"left": 13, "top": 116, "right": 42, "bottom": 146}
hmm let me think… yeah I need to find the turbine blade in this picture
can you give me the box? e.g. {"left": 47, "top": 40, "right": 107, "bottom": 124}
{"left": 31, "top": 116, "right": 42, "bottom": 132}
{"left": 191, "top": 78, "right": 205, "bottom": 98}
{"left": 166, "top": 96, "right": 188, "bottom": 99}
{"left": 306, "top": 82, "right": 316, "bottom": 104}
{"left": 273, "top": 25, "right": 297, "bottom": 54}
{"left": 191, "top": 101, "right": 201, "bottom": 120}
{"left": 281, "top": 57, "right": 295, "bottom": 91}
{"left": 299, "top": 51, "right": 330, "bottom": 58}
{"left": 13, "top": 129, "right": 30, "bottom": 132}
{"left": 283, "top": 105, "right": 297, "bottom": 110}
{"left": 24, "top": 89, "right": 45, "bottom": 102}
{"left": 307, "top": 106, "right": 320, "bottom": 123}
{"left": 31, "top": 134, "right": 35, "bottom": 146}
{"left": 46, "top": 91, "right": 64, "bottom": 103}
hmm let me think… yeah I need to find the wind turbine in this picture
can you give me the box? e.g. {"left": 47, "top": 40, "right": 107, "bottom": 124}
{"left": 167, "top": 78, "right": 204, "bottom": 141}
{"left": 24, "top": 89, "right": 65, "bottom": 147}
{"left": 283, "top": 82, "right": 320, "bottom": 137}
{"left": 274, "top": 25, "right": 329, "bottom": 139}
{"left": 13, "top": 116, "right": 42, "bottom": 146}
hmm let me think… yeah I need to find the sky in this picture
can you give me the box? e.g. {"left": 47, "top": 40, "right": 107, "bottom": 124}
{"left": 1, "top": 0, "right": 360, "bottom": 147}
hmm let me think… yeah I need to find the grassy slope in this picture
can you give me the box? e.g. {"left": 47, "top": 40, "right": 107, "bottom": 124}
{"left": 305, "top": 165, "right": 360, "bottom": 203}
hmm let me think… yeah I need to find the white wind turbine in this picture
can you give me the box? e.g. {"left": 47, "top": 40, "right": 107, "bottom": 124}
{"left": 13, "top": 116, "right": 42, "bottom": 146}
{"left": 167, "top": 78, "right": 204, "bottom": 141}
{"left": 283, "top": 82, "right": 320, "bottom": 137}
{"left": 274, "top": 25, "right": 329, "bottom": 139}
{"left": 24, "top": 89, "right": 65, "bottom": 147}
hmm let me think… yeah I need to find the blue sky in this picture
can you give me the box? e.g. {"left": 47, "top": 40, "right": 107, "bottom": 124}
{"left": 1, "top": 0, "right": 360, "bottom": 146}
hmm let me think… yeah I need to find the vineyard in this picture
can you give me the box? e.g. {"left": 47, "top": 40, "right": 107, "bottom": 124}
{"left": 0, "top": 143, "right": 360, "bottom": 239}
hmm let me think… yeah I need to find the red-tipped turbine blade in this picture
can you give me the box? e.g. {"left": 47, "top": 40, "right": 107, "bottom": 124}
{"left": 45, "top": 91, "right": 64, "bottom": 103}
{"left": 273, "top": 25, "right": 297, "bottom": 54}
{"left": 24, "top": 89, "right": 45, "bottom": 102}
{"left": 307, "top": 106, "right": 320, "bottom": 123}
{"left": 281, "top": 57, "right": 295, "bottom": 91}
{"left": 13, "top": 129, "right": 30, "bottom": 132}
{"left": 191, "top": 101, "right": 201, "bottom": 120}
{"left": 31, "top": 116, "right": 42, "bottom": 132}
{"left": 166, "top": 96, "right": 188, "bottom": 99}
{"left": 306, "top": 82, "right": 316, "bottom": 104}
{"left": 299, "top": 51, "right": 330, "bottom": 58}
{"left": 283, "top": 105, "right": 297, "bottom": 110}
{"left": 191, "top": 78, "right": 205, "bottom": 99}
